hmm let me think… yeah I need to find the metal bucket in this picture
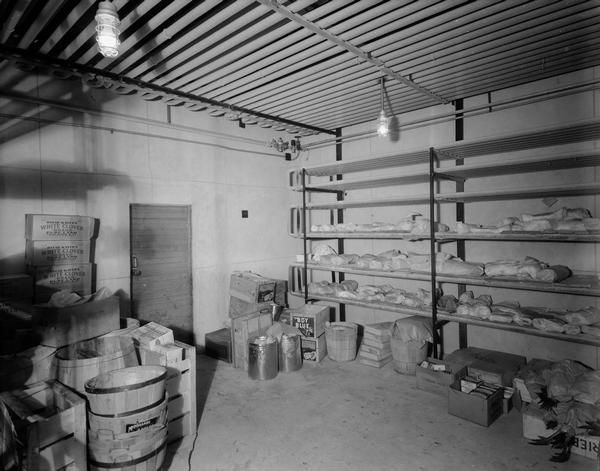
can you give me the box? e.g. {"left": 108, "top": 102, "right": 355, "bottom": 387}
{"left": 278, "top": 333, "right": 302, "bottom": 372}
{"left": 248, "top": 336, "right": 278, "bottom": 380}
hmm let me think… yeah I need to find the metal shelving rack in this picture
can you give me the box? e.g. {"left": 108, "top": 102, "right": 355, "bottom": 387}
{"left": 289, "top": 118, "right": 600, "bottom": 353}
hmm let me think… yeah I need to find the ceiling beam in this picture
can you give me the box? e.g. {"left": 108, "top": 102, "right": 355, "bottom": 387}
{"left": 0, "top": 44, "right": 335, "bottom": 135}
{"left": 256, "top": 0, "right": 449, "bottom": 105}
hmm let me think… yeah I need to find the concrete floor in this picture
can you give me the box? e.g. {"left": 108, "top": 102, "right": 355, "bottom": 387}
{"left": 164, "top": 354, "right": 594, "bottom": 471}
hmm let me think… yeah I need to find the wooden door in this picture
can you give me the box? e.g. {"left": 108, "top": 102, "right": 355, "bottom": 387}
{"left": 130, "top": 204, "right": 193, "bottom": 344}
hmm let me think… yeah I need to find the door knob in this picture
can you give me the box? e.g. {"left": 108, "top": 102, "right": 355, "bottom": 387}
{"left": 131, "top": 255, "right": 142, "bottom": 276}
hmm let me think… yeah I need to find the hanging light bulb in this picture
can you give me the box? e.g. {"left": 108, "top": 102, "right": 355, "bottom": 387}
{"left": 95, "top": 1, "right": 121, "bottom": 58}
{"left": 376, "top": 77, "right": 390, "bottom": 137}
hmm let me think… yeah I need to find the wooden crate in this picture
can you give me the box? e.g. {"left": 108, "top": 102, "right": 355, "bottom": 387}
{"left": 25, "top": 239, "right": 94, "bottom": 266}
{"left": 28, "top": 263, "right": 96, "bottom": 303}
{"left": 231, "top": 310, "right": 273, "bottom": 370}
{"left": 0, "top": 380, "right": 86, "bottom": 471}
{"left": 230, "top": 272, "right": 276, "bottom": 304}
{"left": 138, "top": 340, "right": 196, "bottom": 443}
{"left": 25, "top": 214, "right": 99, "bottom": 241}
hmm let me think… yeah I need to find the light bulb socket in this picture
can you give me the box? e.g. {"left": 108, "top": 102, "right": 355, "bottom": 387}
{"left": 377, "top": 109, "right": 390, "bottom": 137}
{"left": 95, "top": 1, "right": 120, "bottom": 58}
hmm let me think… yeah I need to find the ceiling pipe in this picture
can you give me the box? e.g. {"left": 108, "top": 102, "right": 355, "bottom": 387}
{"left": 302, "top": 78, "right": 600, "bottom": 150}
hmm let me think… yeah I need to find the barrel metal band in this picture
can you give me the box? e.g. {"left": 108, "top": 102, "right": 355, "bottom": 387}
{"left": 85, "top": 370, "right": 167, "bottom": 395}
{"left": 88, "top": 440, "right": 167, "bottom": 468}
{"left": 89, "top": 393, "right": 167, "bottom": 418}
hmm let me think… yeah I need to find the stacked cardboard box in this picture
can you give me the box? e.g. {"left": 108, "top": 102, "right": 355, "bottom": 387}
{"left": 24, "top": 214, "right": 99, "bottom": 303}
{"left": 358, "top": 322, "right": 393, "bottom": 368}
{"left": 287, "top": 304, "right": 330, "bottom": 362}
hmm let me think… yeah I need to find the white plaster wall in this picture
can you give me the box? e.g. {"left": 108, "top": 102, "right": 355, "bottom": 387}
{"left": 0, "top": 69, "right": 303, "bottom": 347}
{"left": 293, "top": 68, "right": 599, "bottom": 365}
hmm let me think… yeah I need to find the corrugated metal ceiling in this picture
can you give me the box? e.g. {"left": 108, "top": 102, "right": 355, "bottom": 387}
{"left": 0, "top": 0, "right": 598, "bottom": 136}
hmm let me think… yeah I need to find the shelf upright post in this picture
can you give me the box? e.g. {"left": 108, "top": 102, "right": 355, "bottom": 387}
{"left": 335, "top": 127, "right": 346, "bottom": 322}
{"left": 454, "top": 98, "right": 467, "bottom": 349}
{"left": 429, "top": 147, "right": 440, "bottom": 358}
{"left": 301, "top": 168, "right": 309, "bottom": 303}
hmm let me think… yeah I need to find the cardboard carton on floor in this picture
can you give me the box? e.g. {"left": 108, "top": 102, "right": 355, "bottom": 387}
{"left": 445, "top": 346, "right": 527, "bottom": 387}
{"left": 416, "top": 358, "right": 466, "bottom": 396}
{"left": 522, "top": 402, "right": 600, "bottom": 460}
{"left": 448, "top": 370, "right": 503, "bottom": 427}
{"left": 301, "top": 333, "right": 327, "bottom": 362}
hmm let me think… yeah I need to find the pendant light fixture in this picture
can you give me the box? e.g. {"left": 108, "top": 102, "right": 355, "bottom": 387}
{"left": 377, "top": 77, "right": 390, "bottom": 137}
{"left": 95, "top": 1, "right": 121, "bottom": 58}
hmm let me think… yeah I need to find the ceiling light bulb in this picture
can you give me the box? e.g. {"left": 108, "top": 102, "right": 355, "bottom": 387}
{"left": 377, "top": 109, "right": 389, "bottom": 137}
{"left": 95, "top": 1, "right": 120, "bottom": 58}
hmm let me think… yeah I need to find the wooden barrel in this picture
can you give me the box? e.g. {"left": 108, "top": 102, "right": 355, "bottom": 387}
{"left": 88, "top": 393, "right": 168, "bottom": 440}
{"left": 56, "top": 336, "right": 139, "bottom": 393}
{"left": 85, "top": 365, "right": 167, "bottom": 416}
{"left": 88, "top": 424, "right": 167, "bottom": 471}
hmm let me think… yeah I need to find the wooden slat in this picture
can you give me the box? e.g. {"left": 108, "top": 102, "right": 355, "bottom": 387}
{"left": 436, "top": 312, "right": 600, "bottom": 347}
{"left": 292, "top": 263, "right": 600, "bottom": 296}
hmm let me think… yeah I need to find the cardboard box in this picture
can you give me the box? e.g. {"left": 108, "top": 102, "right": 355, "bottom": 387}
{"left": 25, "top": 213, "right": 99, "bottom": 240}
{"left": 0, "top": 273, "right": 33, "bottom": 301}
{"left": 522, "top": 403, "right": 600, "bottom": 460}
{"left": 0, "top": 380, "right": 86, "bottom": 470}
{"left": 301, "top": 333, "right": 327, "bottom": 362}
{"left": 32, "top": 295, "right": 120, "bottom": 348}
{"left": 445, "top": 347, "right": 527, "bottom": 387}
{"left": 130, "top": 321, "right": 175, "bottom": 349}
{"left": 29, "top": 263, "right": 95, "bottom": 303}
{"left": 205, "top": 327, "right": 232, "bottom": 362}
{"left": 573, "top": 435, "right": 600, "bottom": 459}
{"left": 448, "top": 370, "right": 503, "bottom": 427}
{"left": 416, "top": 358, "right": 466, "bottom": 396}
{"left": 25, "top": 239, "right": 94, "bottom": 266}
{"left": 289, "top": 304, "right": 331, "bottom": 338}
{"left": 230, "top": 271, "right": 276, "bottom": 304}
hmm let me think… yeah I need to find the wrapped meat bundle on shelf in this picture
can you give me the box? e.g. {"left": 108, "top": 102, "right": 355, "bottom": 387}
{"left": 454, "top": 291, "right": 493, "bottom": 320}
{"left": 483, "top": 256, "right": 571, "bottom": 283}
{"left": 309, "top": 215, "right": 449, "bottom": 234}
{"left": 408, "top": 252, "right": 485, "bottom": 277}
{"left": 307, "top": 279, "right": 432, "bottom": 309}
{"left": 563, "top": 306, "right": 600, "bottom": 325}
{"left": 454, "top": 206, "right": 598, "bottom": 235}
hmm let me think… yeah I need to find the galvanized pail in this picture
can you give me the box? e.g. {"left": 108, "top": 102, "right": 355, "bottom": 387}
{"left": 278, "top": 333, "right": 302, "bottom": 372}
{"left": 248, "top": 336, "right": 278, "bottom": 380}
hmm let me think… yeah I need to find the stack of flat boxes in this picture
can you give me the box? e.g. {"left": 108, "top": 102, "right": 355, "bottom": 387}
{"left": 24, "top": 214, "right": 98, "bottom": 303}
